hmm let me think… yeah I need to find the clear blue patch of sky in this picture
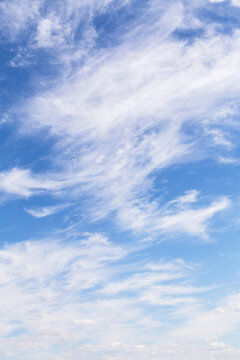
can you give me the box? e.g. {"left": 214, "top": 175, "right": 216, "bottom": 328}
{"left": 0, "top": 122, "right": 57, "bottom": 173}
{"left": 0, "top": 46, "right": 67, "bottom": 123}
{"left": 222, "top": 332, "right": 240, "bottom": 350}
{"left": 173, "top": 28, "right": 205, "bottom": 44}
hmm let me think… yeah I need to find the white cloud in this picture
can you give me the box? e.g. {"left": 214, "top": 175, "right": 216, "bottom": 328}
{"left": 0, "top": 0, "right": 41, "bottom": 40}
{"left": 0, "top": 233, "right": 239, "bottom": 359}
{"left": 0, "top": 233, "right": 198, "bottom": 358}
{"left": 217, "top": 156, "right": 239, "bottom": 164}
{"left": 0, "top": 1, "right": 240, "bottom": 359}
{"left": 24, "top": 204, "right": 68, "bottom": 218}
{"left": 0, "top": 0, "right": 118, "bottom": 42}
{"left": 232, "top": 0, "right": 240, "bottom": 6}
{"left": 73, "top": 319, "right": 96, "bottom": 325}
{"left": 0, "top": 168, "right": 62, "bottom": 197}
{"left": 169, "top": 190, "right": 200, "bottom": 207}
{"left": 156, "top": 197, "right": 230, "bottom": 237}
{"left": 169, "top": 292, "right": 240, "bottom": 343}
{"left": 0, "top": 1, "right": 235, "bottom": 237}
{"left": 206, "top": 128, "right": 233, "bottom": 149}
{"left": 35, "top": 15, "right": 67, "bottom": 48}
{"left": 115, "top": 195, "right": 230, "bottom": 237}
{"left": 7, "top": 1, "right": 237, "bottom": 234}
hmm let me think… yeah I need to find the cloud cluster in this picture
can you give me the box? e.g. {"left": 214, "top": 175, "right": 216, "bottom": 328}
{"left": 0, "top": 0, "right": 117, "bottom": 42}
{"left": 0, "top": 232, "right": 239, "bottom": 359}
{"left": 0, "top": 166, "right": 230, "bottom": 236}
{"left": 0, "top": 0, "right": 238, "bottom": 236}
{"left": 0, "top": 230, "right": 240, "bottom": 360}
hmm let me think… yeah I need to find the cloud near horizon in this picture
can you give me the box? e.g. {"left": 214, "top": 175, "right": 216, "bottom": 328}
{"left": 0, "top": 232, "right": 239, "bottom": 360}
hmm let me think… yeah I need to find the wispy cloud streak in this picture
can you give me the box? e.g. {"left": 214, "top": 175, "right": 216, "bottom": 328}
{"left": 2, "top": 0, "right": 238, "bottom": 234}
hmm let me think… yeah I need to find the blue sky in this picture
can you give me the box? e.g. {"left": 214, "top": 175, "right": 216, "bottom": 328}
{"left": 0, "top": 0, "right": 240, "bottom": 359}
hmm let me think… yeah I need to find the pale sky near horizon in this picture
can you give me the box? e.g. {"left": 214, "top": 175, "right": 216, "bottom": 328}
{"left": 0, "top": 0, "right": 240, "bottom": 359}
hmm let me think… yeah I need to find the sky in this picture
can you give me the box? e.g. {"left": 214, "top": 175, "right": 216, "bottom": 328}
{"left": 0, "top": 0, "right": 240, "bottom": 359}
